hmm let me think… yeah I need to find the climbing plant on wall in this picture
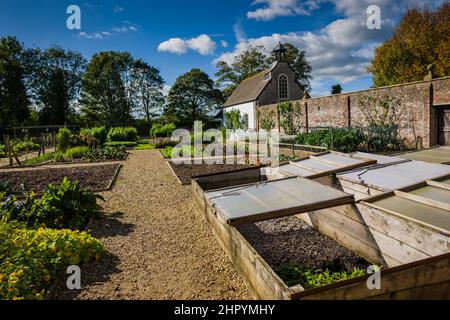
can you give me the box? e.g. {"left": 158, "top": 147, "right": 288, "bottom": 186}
{"left": 278, "top": 101, "right": 303, "bottom": 135}
{"left": 257, "top": 109, "right": 276, "bottom": 131}
{"left": 225, "top": 109, "right": 248, "bottom": 130}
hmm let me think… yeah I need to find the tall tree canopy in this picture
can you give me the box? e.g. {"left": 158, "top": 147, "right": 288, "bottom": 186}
{"left": 269, "top": 43, "right": 313, "bottom": 93}
{"left": 130, "top": 59, "right": 165, "bottom": 123}
{"left": 81, "top": 51, "right": 135, "bottom": 127}
{"left": 31, "top": 46, "right": 86, "bottom": 125}
{"left": 369, "top": 3, "right": 450, "bottom": 87}
{"left": 165, "top": 68, "right": 223, "bottom": 126}
{"left": 0, "top": 36, "right": 30, "bottom": 127}
{"left": 215, "top": 46, "right": 270, "bottom": 98}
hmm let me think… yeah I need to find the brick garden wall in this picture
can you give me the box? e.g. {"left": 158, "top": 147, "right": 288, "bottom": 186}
{"left": 257, "top": 77, "right": 450, "bottom": 148}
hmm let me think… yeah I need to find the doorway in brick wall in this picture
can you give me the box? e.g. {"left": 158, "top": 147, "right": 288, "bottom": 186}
{"left": 437, "top": 106, "right": 450, "bottom": 146}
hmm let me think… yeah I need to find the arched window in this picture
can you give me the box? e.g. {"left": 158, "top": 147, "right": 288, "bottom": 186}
{"left": 278, "top": 74, "right": 288, "bottom": 100}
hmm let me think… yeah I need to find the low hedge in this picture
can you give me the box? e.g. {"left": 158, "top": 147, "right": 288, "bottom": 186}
{"left": 108, "top": 127, "right": 138, "bottom": 142}
{"left": 150, "top": 123, "right": 176, "bottom": 138}
{"left": 0, "top": 223, "right": 103, "bottom": 300}
{"left": 103, "top": 141, "right": 137, "bottom": 148}
{"left": 83, "top": 146, "right": 128, "bottom": 161}
{"left": 296, "top": 128, "right": 364, "bottom": 153}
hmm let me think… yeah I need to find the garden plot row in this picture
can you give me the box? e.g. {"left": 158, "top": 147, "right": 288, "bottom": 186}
{"left": 192, "top": 152, "right": 450, "bottom": 300}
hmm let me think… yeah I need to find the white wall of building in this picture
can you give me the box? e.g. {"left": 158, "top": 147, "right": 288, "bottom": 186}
{"left": 223, "top": 101, "right": 256, "bottom": 130}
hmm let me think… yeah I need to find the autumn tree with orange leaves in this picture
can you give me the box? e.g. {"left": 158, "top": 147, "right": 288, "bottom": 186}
{"left": 369, "top": 3, "right": 450, "bottom": 87}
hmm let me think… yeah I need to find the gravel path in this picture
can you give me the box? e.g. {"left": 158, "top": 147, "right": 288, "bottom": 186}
{"left": 54, "top": 150, "right": 250, "bottom": 300}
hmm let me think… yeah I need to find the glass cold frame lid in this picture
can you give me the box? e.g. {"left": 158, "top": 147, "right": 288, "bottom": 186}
{"left": 338, "top": 161, "right": 450, "bottom": 191}
{"left": 410, "top": 186, "right": 450, "bottom": 205}
{"left": 278, "top": 152, "right": 375, "bottom": 178}
{"left": 206, "top": 177, "right": 354, "bottom": 226}
{"left": 372, "top": 196, "right": 450, "bottom": 232}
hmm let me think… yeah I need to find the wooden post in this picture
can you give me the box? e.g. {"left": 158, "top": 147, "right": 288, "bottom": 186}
{"left": 5, "top": 135, "right": 13, "bottom": 167}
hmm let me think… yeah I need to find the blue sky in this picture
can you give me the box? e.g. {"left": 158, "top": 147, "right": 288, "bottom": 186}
{"left": 0, "top": 0, "right": 443, "bottom": 96}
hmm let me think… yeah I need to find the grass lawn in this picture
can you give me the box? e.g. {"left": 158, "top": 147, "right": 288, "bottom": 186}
{"left": 135, "top": 144, "right": 155, "bottom": 150}
{"left": 21, "top": 152, "right": 56, "bottom": 166}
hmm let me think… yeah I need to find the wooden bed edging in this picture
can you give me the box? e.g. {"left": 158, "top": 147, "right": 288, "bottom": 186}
{"left": 291, "top": 252, "right": 450, "bottom": 300}
{"left": 192, "top": 179, "right": 294, "bottom": 300}
{"left": 192, "top": 171, "right": 450, "bottom": 300}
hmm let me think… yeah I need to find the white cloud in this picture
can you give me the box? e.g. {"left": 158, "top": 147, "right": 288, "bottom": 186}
{"left": 221, "top": 40, "right": 229, "bottom": 48}
{"left": 77, "top": 24, "right": 138, "bottom": 40}
{"left": 158, "top": 38, "right": 189, "bottom": 54}
{"left": 233, "top": 21, "right": 247, "bottom": 42}
{"left": 78, "top": 31, "right": 109, "bottom": 40}
{"left": 112, "top": 25, "right": 138, "bottom": 33}
{"left": 219, "top": 0, "right": 433, "bottom": 93}
{"left": 247, "top": 0, "right": 321, "bottom": 21}
{"left": 158, "top": 34, "right": 216, "bottom": 56}
{"left": 113, "top": 6, "right": 124, "bottom": 13}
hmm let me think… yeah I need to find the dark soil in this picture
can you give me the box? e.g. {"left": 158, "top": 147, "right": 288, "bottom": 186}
{"left": 0, "top": 164, "right": 121, "bottom": 194}
{"left": 169, "top": 162, "right": 256, "bottom": 185}
{"left": 237, "top": 217, "right": 369, "bottom": 272}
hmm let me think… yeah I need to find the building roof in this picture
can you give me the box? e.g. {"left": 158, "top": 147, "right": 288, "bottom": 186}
{"left": 223, "top": 63, "right": 278, "bottom": 108}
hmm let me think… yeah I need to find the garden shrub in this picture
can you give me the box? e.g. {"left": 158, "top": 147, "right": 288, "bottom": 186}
{"left": 108, "top": 127, "right": 138, "bottom": 142}
{"left": 0, "top": 182, "right": 12, "bottom": 196}
{"left": 65, "top": 146, "right": 89, "bottom": 159}
{"left": 364, "top": 124, "right": 405, "bottom": 152}
{"left": 277, "top": 264, "right": 366, "bottom": 288}
{"left": 80, "top": 127, "right": 108, "bottom": 146}
{"left": 69, "top": 133, "right": 86, "bottom": 147}
{"left": 56, "top": 128, "right": 72, "bottom": 153}
{"left": 0, "top": 177, "right": 104, "bottom": 230}
{"left": 0, "top": 223, "right": 103, "bottom": 300}
{"left": 90, "top": 126, "right": 108, "bottom": 145}
{"left": 12, "top": 139, "right": 40, "bottom": 153}
{"left": 0, "top": 145, "right": 5, "bottom": 157}
{"left": 150, "top": 123, "right": 176, "bottom": 138}
{"left": 53, "top": 152, "right": 65, "bottom": 162}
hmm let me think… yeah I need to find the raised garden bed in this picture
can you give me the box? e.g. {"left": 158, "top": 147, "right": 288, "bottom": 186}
{"left": 192, "top": 166, "right": 450, "bottom": 300}
{"left": 168, "top": 161, "right": 257, "bottom": 185}
{"left": 0, "top": 163, "right": 122, "bottom": 194}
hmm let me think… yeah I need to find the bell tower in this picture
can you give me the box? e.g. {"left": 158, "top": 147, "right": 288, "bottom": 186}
{"left": 274, "top": 42, "right": 287, "bottom": 62}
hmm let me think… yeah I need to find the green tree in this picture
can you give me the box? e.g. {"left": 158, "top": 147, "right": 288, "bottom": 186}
{"left": 131, "top": 59, "right": 165, "bottom": 123}
{"left": 215, "top": 46, "right": 270, "bottom": 97}
{"left": 0, "top": 36, "right": 30, "bottom": 127}
{"left": 165, "top": 68, "right": 223, "bottom": 126}
{"left": 270, "top": 43, "right": 313, "bottom": 93}
{"left": 331, "top": 84, "right": 343, "bottom": 94}
{"left": 31, "top": 46, "right": 86, "bottom": 125}
{"left": 369, "top": 3, "right": 450, "bottom": 87}
{"left": 81, "top": 51, "right": 135, "bottom": 127}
